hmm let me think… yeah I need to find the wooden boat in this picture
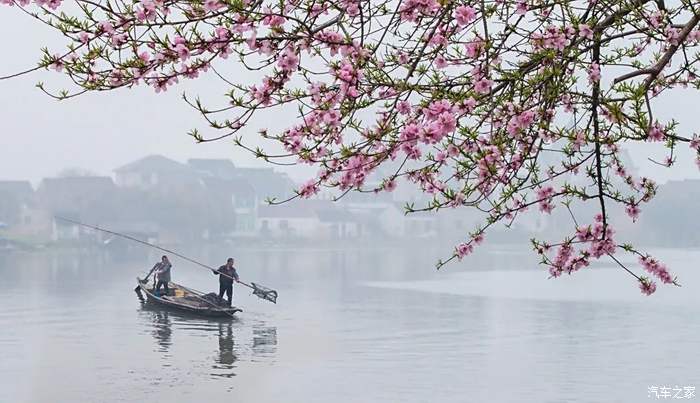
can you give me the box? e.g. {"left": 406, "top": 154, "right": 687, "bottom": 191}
{"left": 136, "top": 278, "right": 242, "bottom": 318}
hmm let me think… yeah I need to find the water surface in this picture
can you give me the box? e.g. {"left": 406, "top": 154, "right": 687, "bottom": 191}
{"left": 0, "top": 245, "right": 697, "bottom": 403}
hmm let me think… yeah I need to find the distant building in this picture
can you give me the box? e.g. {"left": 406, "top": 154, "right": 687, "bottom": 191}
{"left": 257, "top": 201, "right": 360, "bottom": 239}
{"left": 188, "top": 158, "right": 297, "bottom": 201}
{"left": 258, "top": 203, "right": 319, "bottom": 238}
{"left": 233, "top": 167, "right": 297, "bottom": 202}
{"left": 115, "top": 155, "right": 200, "bottom": 190}
{"left": 201, "top": 176, "right": 257, "bottom": 237}
{"left": 191, "top": 157, "right": 297, "bottom": 196}
{"left": 310, "top": 201, "right": 361, "bottom": 239}
{"left": 188, "top": 158, "right": 237, "bottom": 179}
{"left": 0, "top": 180, "right": 34, "bottom": 227}
{"left": 37, "top": 176, "right": 118, "bottom": 242}
{"left": 0, "top": 181, "right": 53, "bottom": 242}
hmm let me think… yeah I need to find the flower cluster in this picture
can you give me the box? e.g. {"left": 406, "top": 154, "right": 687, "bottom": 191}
{"left": 3, "top": 0, "right": 699, "bottom": 295}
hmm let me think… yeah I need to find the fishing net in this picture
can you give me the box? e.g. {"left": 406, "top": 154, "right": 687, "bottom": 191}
{"left": 251, "top": 282, "right": 278, "bottom": 304}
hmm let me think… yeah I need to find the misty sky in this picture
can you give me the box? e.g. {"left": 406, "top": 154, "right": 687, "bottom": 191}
{"left": 1, "top": 8, "right": 699, "bottom": 186}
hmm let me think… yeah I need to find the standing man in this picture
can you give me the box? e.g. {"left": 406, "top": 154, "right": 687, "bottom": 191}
{"left": 148, "top": 255, "right": 172, "bottom": 296}
{"left": 212, "top": 258, "right": 239, "bottom": 306}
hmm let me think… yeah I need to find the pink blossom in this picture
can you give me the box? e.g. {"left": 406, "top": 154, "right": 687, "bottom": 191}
{"left": 689, "top": 30, "right": 700, "bottom": 43}
{"left": 172, "top": 36, "right": 190, "bottom": 61}
{"left": 455, "top": 242, "right": 473, "bottom": 260}
{"left": 462, "top": 97, "right": 477, "bottom": 112}
{"left": 572, "top": 131, "right": 586, "bottom": 150}
{"left": 262, "top": 7, "right": 286, "bottom": 26}
{"left": 135, "top": 0, "right": 157, "bottom": 21}
{"left": 578, "top": 24, "right": 593, "bottom": 40}
{"left": 465, "top": 40, "right": 482, "bottom": 58}
{"left": 647, "top": 123, "right": 664, "bottom": 142}
{"left": 298, "top": 180, "right": 319, "bottom": 198}
{"left": 625, "top": 205, "right": 640, "bottom": 222}
{"left": 536, "top": 186, "right": 555, "bottom": 213}
{"left": 665, "top": 27, "right": 680, "bottom": 46}
{"left": 322, "top": 109, "right": 341, "bottom": 126}
{"left": 434, "top": 55, "right": 447, "bottom": 69}
{"left": 397, "top": 100, "right": 411, "bottom": 115}
{"left": 50, "top": 56, "right": 64, "bottom": 72}
{"left": 690, "top": 134, "right": 700, "bottom": 151}
{"left": 447, "top": 144, "right": 459, "bottom": 157}
{"left": 111, "top": 33, "right": 127, "bottom": 47}
{"left": 341, "top": 0, "right": 360, "bottom": 17}
{"left": 277, "top": 47, "right": 299, "bottom": 72}
{"left": 214, "top": 26, "right": 230, "bottom": 40}
{"left": 454, "top": 5, "right": 476, "bottom": 27}
{"left": 507, "top": 109, "right": 537, "bottom": 135}
{"left": 474, "top": 77, "right": 492, "bottom": 94}
{"left": 203, "top": 0, "right": 224, "bottom": 12}
{"left": 99, "top": 21, "right": 115, "bottom": 35}
{"left": 246, "top": 31, "right": 258, "bottom": 51}
{"left": 639, "top": 278, "right": 657, "bottom": 296}
{"left": 588, "top": 63, "right": 600, "bottom": 83}
{"left": 639, "top": 256, "right": 674, "bottom": 284}
{"left": 37, "top": 0, "right": 60, "bottom": 9}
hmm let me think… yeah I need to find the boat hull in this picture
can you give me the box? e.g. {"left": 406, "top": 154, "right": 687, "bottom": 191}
{"left": 136, "top": 278, "right": 241, "bottom": 318}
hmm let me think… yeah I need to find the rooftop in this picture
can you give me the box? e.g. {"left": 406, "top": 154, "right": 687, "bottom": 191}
{"left": 201, "top": 176, "right": 256, "bottom": 196}
{"left": 115, "top": 155, "right": 191, "bottom": 174}
{"left": 188, "top": 158, "right": 237, "bottom": 178}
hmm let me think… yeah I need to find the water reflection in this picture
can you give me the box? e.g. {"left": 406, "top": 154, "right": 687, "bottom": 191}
{"left": 138, "top": 303, "right": 278, "bottom": 380}
{"left": 212, "top": 321, "right": 237, "bottom": 378}
{"left": 141, "top": 307, "right": 173, "bottom": 353}
{"left": 252, "top": 325, "right": 277, "bottom": 356}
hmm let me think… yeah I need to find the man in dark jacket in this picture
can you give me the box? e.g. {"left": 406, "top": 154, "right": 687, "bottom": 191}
{"left": 212, "top": 258, "right": 239, "bottom": 306}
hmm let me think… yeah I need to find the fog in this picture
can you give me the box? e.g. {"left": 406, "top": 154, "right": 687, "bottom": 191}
{"left": 2, "top": 6, "right": 700, "bottom": 252}
{"left": 0, "top": 8, "right": 315, "bottom": 185}
{"left": 2, "top": 8, "right": 700, "bottom": 186}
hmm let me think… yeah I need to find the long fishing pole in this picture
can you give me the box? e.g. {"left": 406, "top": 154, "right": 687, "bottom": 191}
{"left": 55, "top": 216, "right": 278, "bottom": 303}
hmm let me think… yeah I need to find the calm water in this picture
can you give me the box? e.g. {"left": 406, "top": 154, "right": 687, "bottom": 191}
{"left": 0, "top": 245, "right": 698, "bottom": 403}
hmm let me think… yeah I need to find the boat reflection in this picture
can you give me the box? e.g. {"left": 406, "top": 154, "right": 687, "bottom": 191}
{"left": 139, "top": 304, "right": 277, "bottom": 379}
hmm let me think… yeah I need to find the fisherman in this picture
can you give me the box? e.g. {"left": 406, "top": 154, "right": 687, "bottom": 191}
{"left": 147, "top": 255, "right": 172, "bottom": 296}
{"left": 212, "top": 258, "right": 239, "bottom": 306}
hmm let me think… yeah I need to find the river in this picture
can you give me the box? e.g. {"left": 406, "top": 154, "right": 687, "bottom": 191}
{"left": 0, "top": 245, "right": 698, "bottom": 403}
